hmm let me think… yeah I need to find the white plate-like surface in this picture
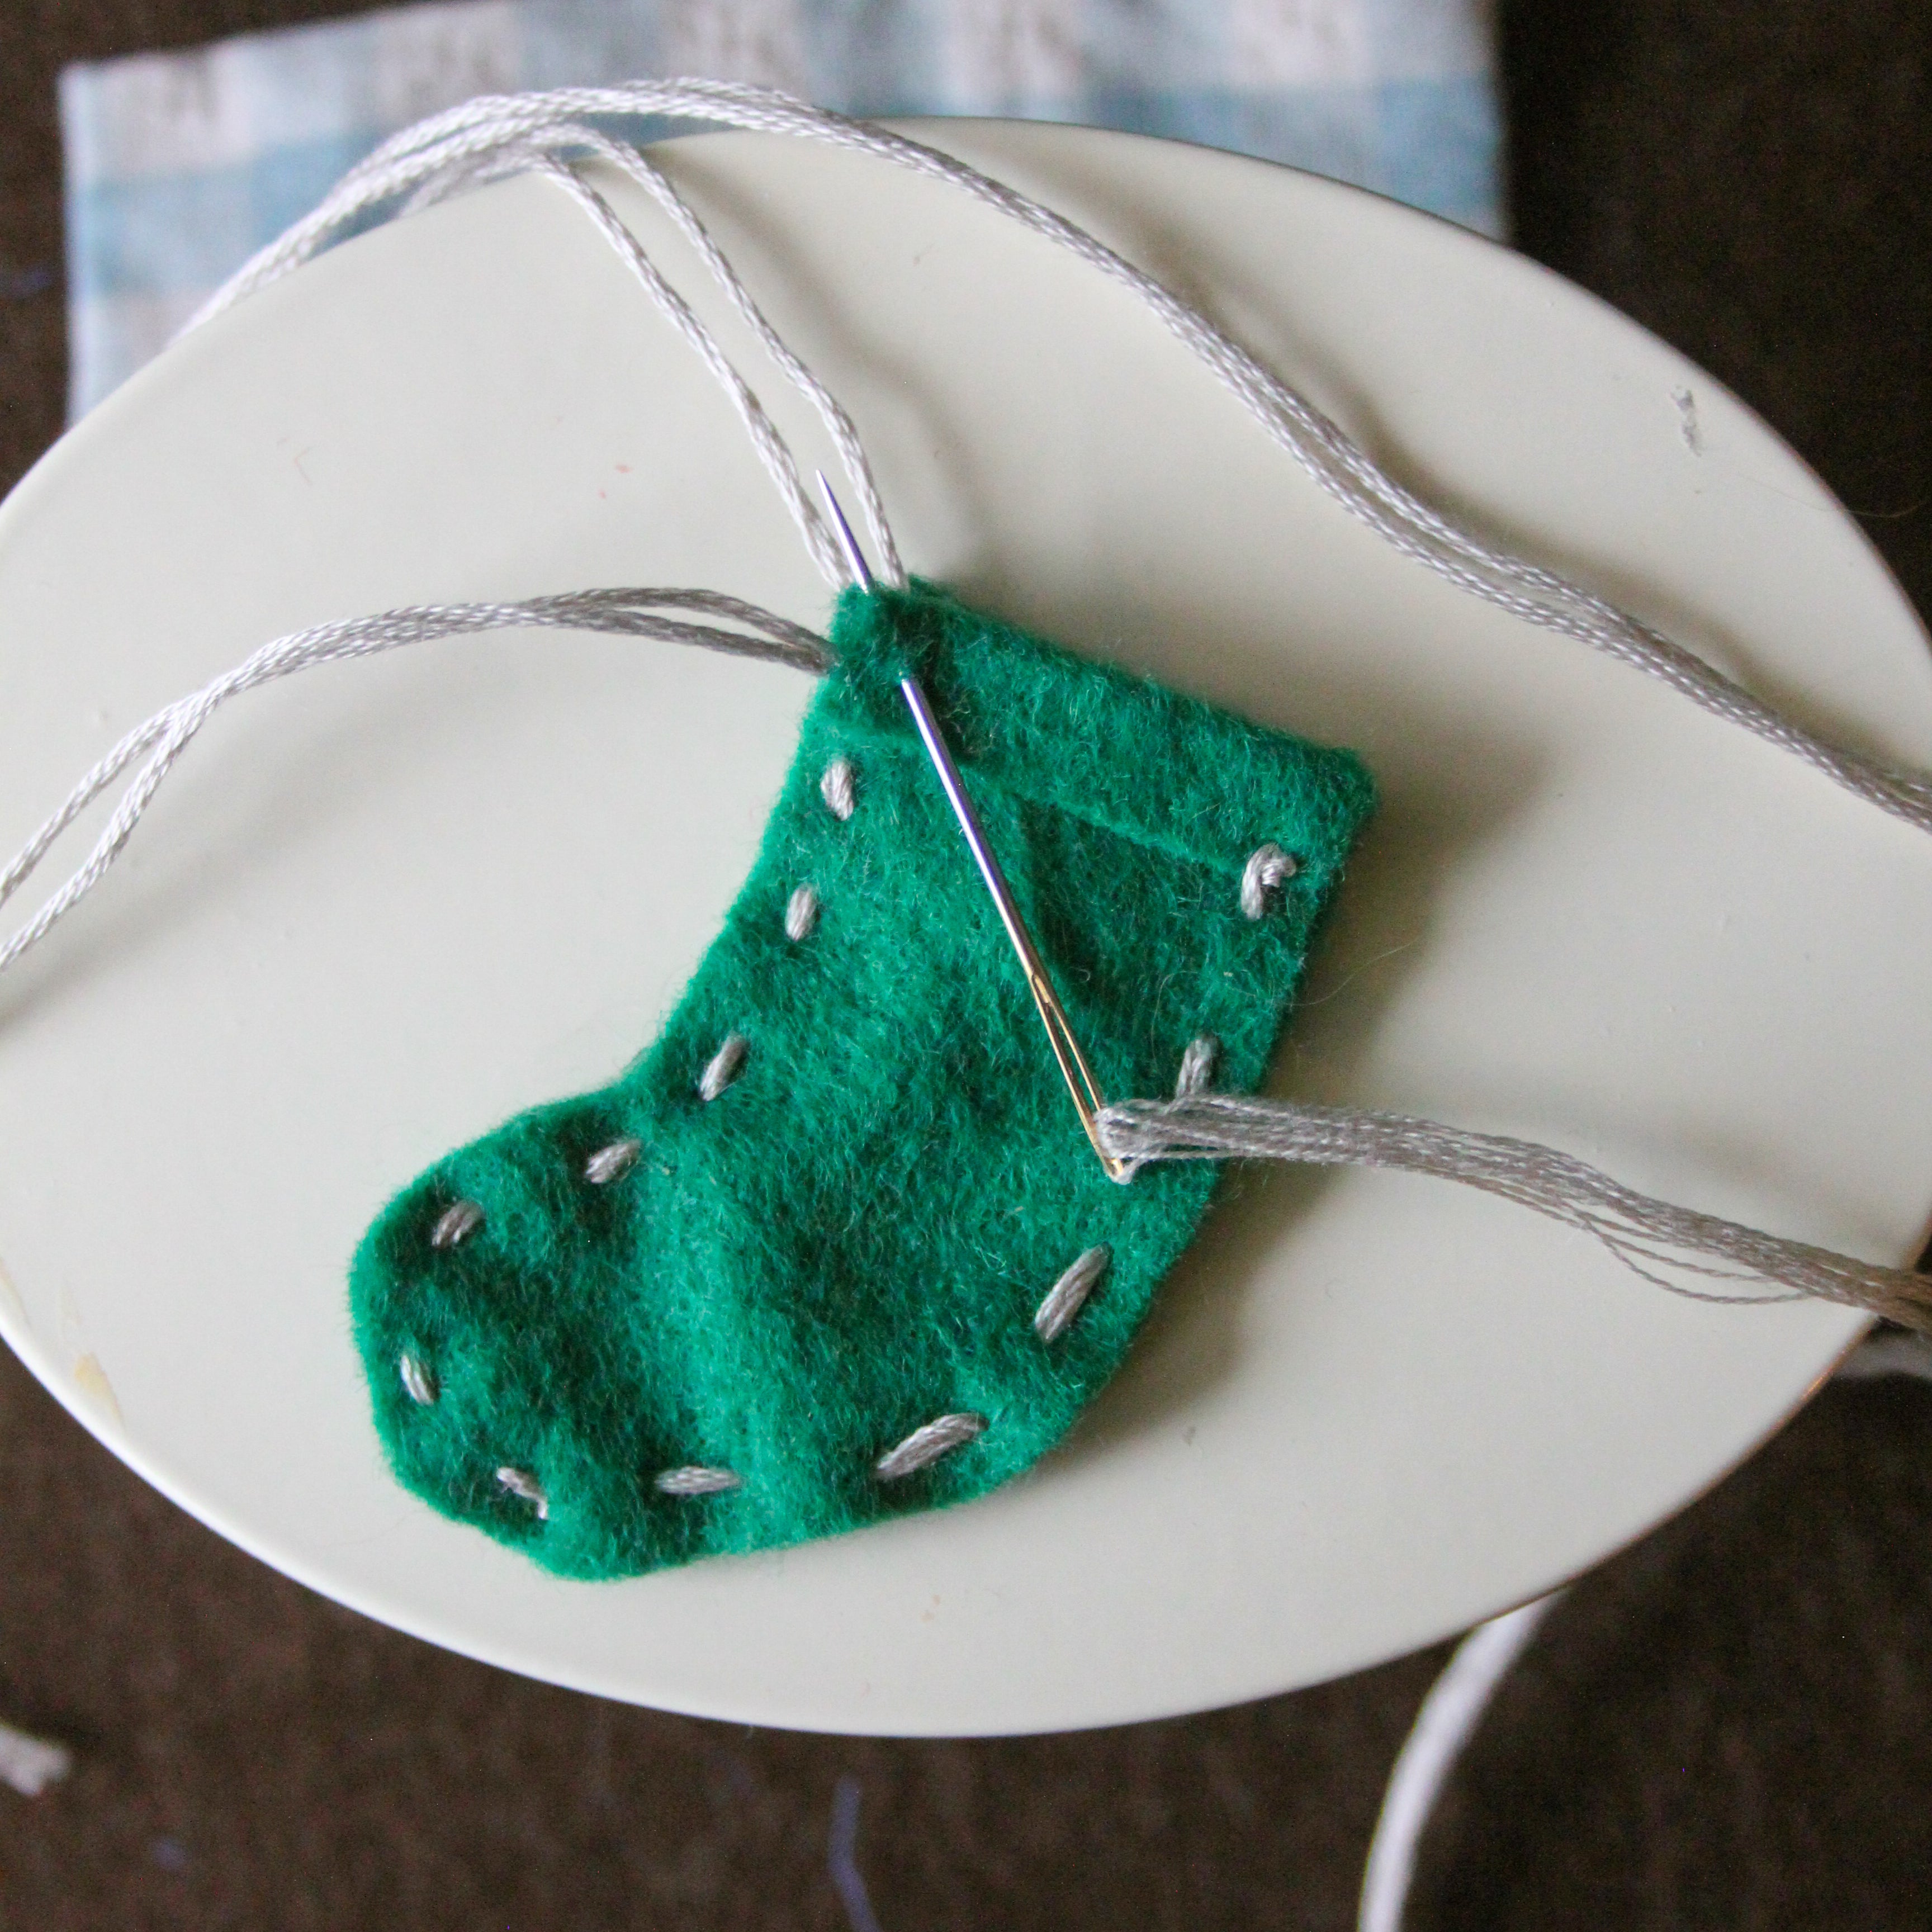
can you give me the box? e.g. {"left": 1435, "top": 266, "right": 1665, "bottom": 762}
{"left": 0, "top": 122, "right": 1925, "bottom": 1736}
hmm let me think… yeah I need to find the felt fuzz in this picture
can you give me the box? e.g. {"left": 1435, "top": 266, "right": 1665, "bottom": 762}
{"left": 349, "top": 581, "right": 1376, "bottom": 1579}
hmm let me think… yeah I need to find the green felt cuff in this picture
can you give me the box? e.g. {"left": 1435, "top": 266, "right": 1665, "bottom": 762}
{"left": 349, "top": 580, "right": 1376, "bottom": 1579}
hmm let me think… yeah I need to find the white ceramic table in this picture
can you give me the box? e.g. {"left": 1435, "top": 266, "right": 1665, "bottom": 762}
{"left": 1, "top": 120, "right": 1926, "bottom": 1736}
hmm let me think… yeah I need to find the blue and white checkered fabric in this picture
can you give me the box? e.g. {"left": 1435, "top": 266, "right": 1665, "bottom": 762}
{"left": 60, "top": 0, "right": 1500, "bottom": 419}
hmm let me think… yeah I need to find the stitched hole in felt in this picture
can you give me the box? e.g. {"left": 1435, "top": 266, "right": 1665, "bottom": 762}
{"left": 397, "top": 1353, "right": 439, "bottom": 1405}
{"left": 874, "top": 1412, "right": 987, "bottom": 1481}
{"left": 1034, "top": 1246, "right": 1112, "bottom": 1343}
{"left": 1239, "top": 842, "right": 1299, "bottom": 919}
{"left": 429, "top": 1199, "right": 484, "bottom": 1249}
{"left": 584, "top": 1137, "right": 642, "bottom": 1185}
{"left": 697, "top": 1033, "right": 749, "bottom": 1102}
{"left": 495, "top": 1466, "right": 549, "bottom": 1519}
{"left": 1176, "top": 1034, "right": 1220, "bottom": 1097}
{"left": 784, "top": 883, "right": 820, "bottom": 941}
{"left": 820, "top": 756, "right": 856, "bottom": 820}
{"left": 654, "top": 1465, "right": 742, "bottom": 1497}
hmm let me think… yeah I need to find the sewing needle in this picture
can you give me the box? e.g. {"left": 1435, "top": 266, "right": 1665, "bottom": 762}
{"left": 815, "top": 474, "right": 1128, "bottom": 1182}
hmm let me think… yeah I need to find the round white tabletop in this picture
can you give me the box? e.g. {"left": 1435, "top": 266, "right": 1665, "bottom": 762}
{"left": 0, "top": 120, "right": 1925, "bottom": 1737}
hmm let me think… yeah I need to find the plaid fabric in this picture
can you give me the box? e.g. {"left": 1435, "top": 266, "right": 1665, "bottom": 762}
{"left": 59, "top": 0, "right": 1500, "bottom": 418}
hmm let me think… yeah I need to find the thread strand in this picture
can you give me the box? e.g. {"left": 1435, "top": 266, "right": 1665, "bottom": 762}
{"left": 184, "top": 79, "right": 1932, "bottom": 835}
{"left": 1099, "top": 1095, "right": 1932, "bottom": 1332}
{"left": 0, "top": 590, "right": 823, "bottom": 977}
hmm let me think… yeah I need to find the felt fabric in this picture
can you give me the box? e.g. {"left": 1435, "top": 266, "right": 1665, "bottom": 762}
{"left": 349, "top": 581, "right": 1375, "bottom": 1579}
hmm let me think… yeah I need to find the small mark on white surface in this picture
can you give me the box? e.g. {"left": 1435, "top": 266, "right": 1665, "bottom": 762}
{"left": 57, "top": 1286, "right": 121, "bottom": 1426}
{"left": 0, "top": 1253, "right": 25, "bottom": 1329}
{"left": 1673, "top": 386, "right": 1702, "bottom": 454}
{"left": 72, "top": 1352, "right": 122, "bottom": 1426}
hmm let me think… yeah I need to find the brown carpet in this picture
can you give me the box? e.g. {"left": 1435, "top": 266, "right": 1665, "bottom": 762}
{"left": 2, "top": 3, "right": 1930, "bottom": 1927}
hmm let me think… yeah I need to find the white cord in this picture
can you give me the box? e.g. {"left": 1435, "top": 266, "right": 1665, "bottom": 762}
{"left": 182, "top": 79, "right": 1932, "bottom": 838}
{"left": 0, "top": 590, "right": 823, "bottom": 977}
{"left": 1098, "top": 1094, "right": 1932, "bottom": 1329}
{"left": 531, "top": 148, "right": 849, "bottom": 590}
{"left": 1358, "top": 1593, "right": 1564, "bottom": 1932}
{"left": 1834, "top": 1327, "right": 1932, "bottom": 1381}
{"left": 397, "top": 123, "right": 906, "bottom": 589}
{"left": 1357, "top": 1328, "right": 1932, "bottom": 1932}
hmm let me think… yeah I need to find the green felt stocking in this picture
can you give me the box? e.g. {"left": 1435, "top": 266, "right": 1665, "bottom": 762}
{"left": 349, "top": 580, "right": 1375, "bottom": 1579}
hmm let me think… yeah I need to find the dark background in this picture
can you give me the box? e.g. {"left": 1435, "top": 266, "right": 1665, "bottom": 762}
{"left": 2, "top": 3, "right": 1931, "bottom": 1926}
